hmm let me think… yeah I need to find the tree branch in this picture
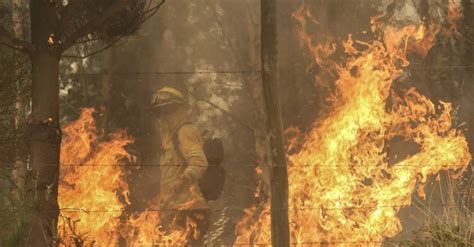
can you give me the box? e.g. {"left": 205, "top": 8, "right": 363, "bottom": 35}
{"left": 0, "top": 25, "right": 33, "bottom": 55}
{"left": 60, "top": 0, "right": 165, "bottom": 52}
{"left": 61, "top": 35, "right": 125, "bottom": 59}
{"left": 60, "top": 0, "right": 130, "bottom": 51}
{"left": 137, "top": 0, "right": 166, "bottom": 25}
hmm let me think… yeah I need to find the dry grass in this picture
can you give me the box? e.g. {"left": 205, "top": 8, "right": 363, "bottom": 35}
{"left": 403, "top": 169, "right": 474, "bottom": 247}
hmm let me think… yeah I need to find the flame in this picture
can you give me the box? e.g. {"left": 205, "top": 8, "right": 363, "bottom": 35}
{"left": 235, "top": 3, "right": 471, "bottom": 246}
{"left": 119, "top": 210, "right": 193, "bottom": 245}
{"left": 58, "top": 108, "right": 132, "bottom": 246}
{"left": 58, "top": 109, "right": 194, "bottom": 246}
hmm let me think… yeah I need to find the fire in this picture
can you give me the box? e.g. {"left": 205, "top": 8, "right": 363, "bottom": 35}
{"left": 119, "top": 210, "right": 192, "bottom": 245}
{"left": 58, "top": 109, "right": 193, "bottom": 246}
{"left": 58, "top": 108, "right": 133, "bottom": 245}
{"left": 235, "top": 3, "right": 471, "bottom": 246}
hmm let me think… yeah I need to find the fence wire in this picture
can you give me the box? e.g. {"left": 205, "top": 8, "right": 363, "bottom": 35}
{"left": 1, "top": 163, "right": 470, "bottom": 168}
{"left": 1, "top": 63, "right": 474, "bottom": 79}
{"left": 59, "top": 204, "right": 419, "bottom": 214}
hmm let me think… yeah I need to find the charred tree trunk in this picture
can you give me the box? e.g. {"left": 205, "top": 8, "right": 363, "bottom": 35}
{"left": 27, "top": 0, "right": 61, "bottom": 245}
{"left": 261, "top": 0, "right": 290, "bottom": 246}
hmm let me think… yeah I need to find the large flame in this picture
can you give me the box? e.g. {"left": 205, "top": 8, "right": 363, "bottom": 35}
{"left": 58, "top": 109, "right": 193, "bottom": 246}
{"left": 58, "top": 108, "right": 132, "bottom": 246}
{"left": 235, "top": 3, "right": 471, "bottom": 246}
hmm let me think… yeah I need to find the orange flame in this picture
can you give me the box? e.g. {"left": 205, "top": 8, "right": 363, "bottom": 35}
{"left": 58, "top": 109, "right": 195, "bottom": 246}
{"left": 235, "top": 3, "right": 471, "bottom": 246}
{"left": 58, "top": 108, "right": 133, "bottom": 245}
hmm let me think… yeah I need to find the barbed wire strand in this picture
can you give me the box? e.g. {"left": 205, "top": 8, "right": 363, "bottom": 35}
{"left": 0, "top": 163, "right": 470, "bottom": 168}
{"left": 1, "top": 63, "right": 474, "bottom": 79}
{"left": 57, "top": 201, "right": 456, "bottom": 213}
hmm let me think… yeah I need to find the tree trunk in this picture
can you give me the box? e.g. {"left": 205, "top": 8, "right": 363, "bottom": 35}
{"left": 11, "top": 0, "right": 27, "bottom": 200}
{"left": 27, "top": 48, "right": 61, "bottom": 247}
{"left": 27, "top": 0, "right": 61, "bottom": 245}
{"left": 261, "top": 0, "right": 290, "bottom": 246}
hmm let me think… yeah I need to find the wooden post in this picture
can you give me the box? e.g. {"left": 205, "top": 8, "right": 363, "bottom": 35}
{"left": 261, "top": 0, "right": 290, "bottom": 246}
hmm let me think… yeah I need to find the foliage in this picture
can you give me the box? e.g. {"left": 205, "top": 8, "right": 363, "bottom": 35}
{"left": 65, "top": 0, "right": 148, "bottom": 40}
{"left": 0, "top": 47, "right": 30, "bottom": 166}
{"left": 56, "top": 0, "right": 165, "bottom": 58}
{"left": 0, "top": 182, "right": 35, "bottom": 246}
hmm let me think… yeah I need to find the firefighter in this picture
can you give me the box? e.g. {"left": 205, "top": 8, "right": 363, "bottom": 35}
{"left": 150, "top": 86, "right": 210, "bottom": 245}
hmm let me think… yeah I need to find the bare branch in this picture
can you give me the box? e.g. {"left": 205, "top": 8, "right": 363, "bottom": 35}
{"left": 137, "top": 0, "right": 166, "bottom": 25}
{"left": 59, "top": 97, "right": 80, "bottom": 116}
{"left": 0, "top": 25, "right": 33, "bottom": 55}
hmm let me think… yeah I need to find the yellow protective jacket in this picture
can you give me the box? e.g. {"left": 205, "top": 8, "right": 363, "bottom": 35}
{"left": 159, "top": 111, "right": 209, "bottom": 210}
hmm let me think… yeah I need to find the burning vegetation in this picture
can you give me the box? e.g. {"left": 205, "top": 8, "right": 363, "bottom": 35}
{"left": 58, "top": 109, "right": 196, "bottom": 245}
{"left": 58, "top": 109, "right": 132, "bottom": 245}
{"left": 235, "top": 2, "right": 471, "bottom": 246}
{"left": 1, "top": 0, "right": 474, "bottom": 246}
{"left": 54, "top": 3, "right": 472, "bottom": 245}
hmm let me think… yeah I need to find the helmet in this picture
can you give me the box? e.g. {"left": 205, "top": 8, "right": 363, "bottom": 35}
{"left": 150, "top": 87, "right": 185, "bottom": 109}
